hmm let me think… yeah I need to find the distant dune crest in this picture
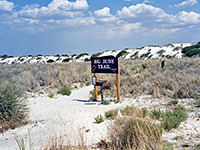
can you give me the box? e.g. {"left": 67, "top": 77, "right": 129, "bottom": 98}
{"left": 0, "top": 42, "right": 196, "bottom": 64}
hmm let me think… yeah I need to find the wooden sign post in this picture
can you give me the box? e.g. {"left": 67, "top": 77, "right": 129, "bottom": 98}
{"left": 116, "top": 58, "right": 120, "bottom": 101}
{"left": 91, "top": 56, "right": 120, "bottom": 101}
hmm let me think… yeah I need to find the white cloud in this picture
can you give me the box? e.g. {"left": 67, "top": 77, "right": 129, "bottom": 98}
{"left": 17, "top": 0, "right": 88, "bottom": 20}
{"left": 94, "top": 7, "right": 112, "bottom": 17}
{"left": 48, "top": 0, "right": 88, "bottom": 11}
{"left": 174, "top": 0, "right": 198, "bottom": 8}
{"left": 117, "top": 3, "right": 170, "bottom": 20}
{"left": 176, "top": 11, "right": 200, "bottom": 24}
{"left": 94, "top": 7, "right": 118, "bottom": 23}
{"left": 105, "top": 22, "right": 145, "bottom": 38}
{"left": 0, "top": 0, "right": 14, "bottom": 12}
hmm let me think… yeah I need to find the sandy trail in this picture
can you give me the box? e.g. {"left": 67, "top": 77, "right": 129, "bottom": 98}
{"left": 0, "top": 85, "right": 127, "bottom": 150}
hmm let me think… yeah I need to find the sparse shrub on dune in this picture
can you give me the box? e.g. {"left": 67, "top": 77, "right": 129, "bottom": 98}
{"left": 105, "top": 109, "right": 118, "bottom": 119}
{"left": 57, "top": 86, "right": 71, "bottom": 96}
{"left": 94, "top": 115, "right": 104, "bottom": 123}
{"left": 0, "top": 79, "right": 27, "bottom": 133}
{"left": 162, "top": 106, "right": 188, "bottom": 131}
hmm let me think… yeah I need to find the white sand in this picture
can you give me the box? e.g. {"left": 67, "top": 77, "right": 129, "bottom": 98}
{"left": 0, "top": 86, "right": 199, "bottom": 150}
{"left": 0, "top": 85, "right": 130, "bottom": 149}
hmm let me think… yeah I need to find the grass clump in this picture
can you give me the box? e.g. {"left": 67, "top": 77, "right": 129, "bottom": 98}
{"left": 94, "top": 115, "right": 104, "bottom": 123}
{"left": 162, "top": 107, "right": 188, "bottom": 131}
{"left": 0, "top": 79, "right": 27, "bottom": 133}
{"left": 108, "top": 118, "right": 163, "bottom": 150}
{"left": 105, "top": 109, "right": 118, "bottom": 119}
{"left": 170, "top": 100, "right": 178, "bottom": 105}
{"left": 57, "top": 86, "right": 71, "bottom": 96}
{"left": 151, "top": 108, "right": 163, "bottom": 119}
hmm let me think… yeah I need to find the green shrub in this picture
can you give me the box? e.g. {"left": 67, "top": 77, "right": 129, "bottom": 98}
{"left": 116, "top": 50, "right": 129, "bottom": 58}
{"left": 172, "top": 93, "right": 178, "bottom": 99}
{"left": 57, "top": 86, "right": 71, "bottom": 96}
{"left": 162, "top": 107, "right": 188, "bottom": 131}
{"left": 101, "top": 100, "right": 110, "bottom": 105}
{"left": 94, "top": 115, "right": 104, "bottom": 123}
{"left": 182, "top": 42, "right": 200, "bottom": 57}
{"left": 62, "top": 58, "right": 71, "bottom": 62}
{"left": 151, "top": 108, "right": 163, "bottom": 119}
{"left": 170, "top": 100, "right": 178, "bottom": 105}
{"left": 0, "top": 79, "right": 27, "bottom": 133}
{"left": 105, "top": 109, "right": 118, "bottom": 119}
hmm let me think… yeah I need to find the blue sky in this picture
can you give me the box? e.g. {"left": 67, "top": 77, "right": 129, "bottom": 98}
{"left": 0, "top": 0, "right": 199, "bottom": 56}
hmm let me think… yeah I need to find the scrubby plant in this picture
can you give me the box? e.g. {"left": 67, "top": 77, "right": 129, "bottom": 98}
{"left": 0, "top": 79, "right": 27, "bottom": 133}
{"left": 101, "top": 100, "right": 110, "bottom": 105}
{"left": 172, "top": 93, "right": 178, "bottom": 99}
{"left": 151, "top": 108, "right": 163, "bottom": 119}
{"left": 170, "top": 100, "right": 178, "bottom": 105}
{"left": 57, "top": 86, "right": 71, "bottom": 96}
{"left": 162, "top": 107, "right": 188, "bottom": 131}
{"left": 105, "top": 109, "right": 118, "bottom": 119}
{"left": 108, "top": 118, "right": 163, "bottom": 150}
{"left": 116, "top": 50, "right": 129, "bottom": 58}
{"left": 94, "top": 115, "right": 104, "bottom": 123}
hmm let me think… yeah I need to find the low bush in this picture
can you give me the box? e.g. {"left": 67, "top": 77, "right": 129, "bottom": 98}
{"left": 94, "top": 115, "right": 104, "bottom": 123}
{"left": 101, "top": 100, "right": 110, "bottom": 105}
{"left": 105, "top": 109, "right": 118, "bottom": 119}
{"left": 57, "top": 86, "right": 71, "bottom": 96}
{"left": 0, "top": 79, "right": 27, "bottom": 133}
{"left": 162, "top": 107, "right": 188, "bottom": 131}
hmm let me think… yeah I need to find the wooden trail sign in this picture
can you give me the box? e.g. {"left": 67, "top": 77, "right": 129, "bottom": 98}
{"left": 91, "top": 56, "right": 120, "bottom": 101}
{"left": 91, "top": 56, "right": 118, "bottom": 74}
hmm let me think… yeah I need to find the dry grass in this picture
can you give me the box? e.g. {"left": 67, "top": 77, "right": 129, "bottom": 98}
{"left": 107, "top": 118, "right": 163, "bottom": 150}
{"left": 1, "top": 58, "right": 199, "bottom": 99}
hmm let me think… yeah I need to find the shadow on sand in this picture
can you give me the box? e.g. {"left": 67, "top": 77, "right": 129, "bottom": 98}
{"left": 72, "top": 99, "right": 101, "bottom": 105}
